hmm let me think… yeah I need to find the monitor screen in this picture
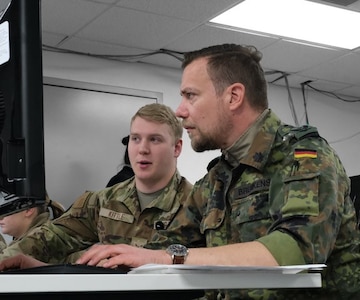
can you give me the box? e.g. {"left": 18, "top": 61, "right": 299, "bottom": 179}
{"left": 0, "top": 0, "right": 46, "bottom": 216}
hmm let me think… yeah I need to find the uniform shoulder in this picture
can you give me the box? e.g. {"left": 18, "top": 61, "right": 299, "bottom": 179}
{"left": 277, "top": 124, "right": 321, "bottom": 143}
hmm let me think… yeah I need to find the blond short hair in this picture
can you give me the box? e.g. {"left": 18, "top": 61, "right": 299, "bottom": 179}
{"left": 131, "top": 103, "right": 183, "bottom": 141}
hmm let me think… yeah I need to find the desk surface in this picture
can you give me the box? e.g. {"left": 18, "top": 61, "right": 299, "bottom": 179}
{"left": 0, "top": 272, "right": 321, "bottom": 293}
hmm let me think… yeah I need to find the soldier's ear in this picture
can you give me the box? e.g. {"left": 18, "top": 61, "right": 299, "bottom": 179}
{"left": 24, "top": 207, "right": 37, "bottom": 217}
{"left": 228, "top": 83, "right": 245, "bottom": 110}
{"left": 174, "top": 138, "right": 183, "bottom": 158}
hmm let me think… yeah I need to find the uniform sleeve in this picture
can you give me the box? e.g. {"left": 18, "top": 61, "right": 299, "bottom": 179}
{"left": 257, "top": 231, "right": 306, "bottom": 265}
{"left": 0, "top": 191, "right": 100, "bottom": 263}
{"left": 263, "top": 139, "right": 352, "bottom": 265}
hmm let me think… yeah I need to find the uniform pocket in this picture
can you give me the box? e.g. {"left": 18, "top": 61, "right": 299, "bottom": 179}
{"left": 200, "top": 208, "right": 225, "bottom": 234}
{"left": 282, "top": 172, "right": 320, "bottom": 217}
{"left": 232, "top": 192, "right": 270, "bottom": 224}
{"left": 230, "top": 192, "right": 271, "bottom": 241}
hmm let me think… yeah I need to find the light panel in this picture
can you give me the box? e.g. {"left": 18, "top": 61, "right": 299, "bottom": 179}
{"left": 210, "top": 0, "right": 360, "bottom": 50}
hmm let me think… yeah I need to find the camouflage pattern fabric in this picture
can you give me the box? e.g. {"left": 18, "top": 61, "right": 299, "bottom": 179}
{"left": 0, "top": 212, "right": 52, "bottom": 253}
{"left": 0, "top": 234, "right": 6, "bottom": 252}
{"left": 185, "top": 109, "right": 360, "bottom": 299}
{"left": 0, "top": 171, "right": 201, "bottom": 263}
{"left": 7, "top": 212, "right": 52, "bottom": 247}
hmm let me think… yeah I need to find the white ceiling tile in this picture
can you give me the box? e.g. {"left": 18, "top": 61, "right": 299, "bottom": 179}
{"left": 348, "top": 0, "right": 360, "bottom": 11}
{"left": 86, "top": 0, "right": 119, "bottom": 4}
{"left": 138, "top": 53, "right": 182, "bottom": 69}
{"left": 75, "top": 6, "right": 197, "bottom": 49}
{"left": 60, "top": 37, "right": 183, "bottom": 68}
{"left": 300, "top": 52, "right": 360, "bottom": 86}
{"left": 115, "top": 0, "right": 242, "bottom": 22}
{"left": 0, "top": 0, "right": 10, "bottom": 12}
{"left": 42, "top": 0, "right": 108, "bottom": 36}
{"left": 60, "top": 37, "right": 149, "bottom": 57}
{"left": 42, "top": 32, "right": 68, "bottom": 47}
{"left": 164, "top": 24, "right": 278, "bottom": 53}
{"left": 260, "top": 40, "right": 346, "bottom": 73}
{"left": 38, "top": 0, "right": 360, "bottom": 98}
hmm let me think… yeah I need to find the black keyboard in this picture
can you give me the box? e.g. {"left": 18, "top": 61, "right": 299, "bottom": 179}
{"left": 1, "top": 263, "right": 130, "bottom": 274}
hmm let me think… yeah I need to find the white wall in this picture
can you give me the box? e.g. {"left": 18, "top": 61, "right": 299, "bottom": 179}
{"left": 41, "top": 50, "right": 360, "bottom": 208}
{"left": 42, "top": 51, "right": 221, "bottom": 208}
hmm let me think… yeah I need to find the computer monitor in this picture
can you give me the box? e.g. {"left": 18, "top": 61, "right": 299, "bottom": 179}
{"left": 0, "top": 0, "right": 46, "bottom": 216}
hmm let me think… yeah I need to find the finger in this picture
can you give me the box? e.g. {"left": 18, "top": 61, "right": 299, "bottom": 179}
{"left": 76, "top": 244, "right": 102, "bottom": 264}
{"left": 21, "top": 256, "right": 48, "bottom": 269}
{"left": 102, "top": 256, "right": 126, "bottom": 268}
{"left": 77, "top": 245, "right": 115, "bottom": 265}
{"left": 87, "top": 245, "right": 122, "bottom": 266}
{"left": 95, "top": 259, "right": 108, "bottom": 267}
{"left": 0, "top": 256, "right": 22, "bottom": 271}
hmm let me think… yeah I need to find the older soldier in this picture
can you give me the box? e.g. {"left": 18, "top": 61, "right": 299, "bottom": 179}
{"left": 73, "top": 44, "right": 360, "bottom": 300}
{"left": 172, "top": 44, "right": 360, "bottom": 299}
{"left": 0, "top": 103, "right": 201, "bottom": 263}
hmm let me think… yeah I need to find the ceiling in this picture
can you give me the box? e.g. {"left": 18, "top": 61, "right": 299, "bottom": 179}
{"left": 7, "top": 0, "right": 360, "bottom": 98}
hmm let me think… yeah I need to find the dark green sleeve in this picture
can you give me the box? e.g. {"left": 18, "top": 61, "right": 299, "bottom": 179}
{"left": 258, "top": 231, "right": 305, "bottom": 265}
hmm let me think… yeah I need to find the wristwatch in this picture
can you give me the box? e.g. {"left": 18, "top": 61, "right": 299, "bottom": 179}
{"left": 166, "top": 244, "right": 189, "bottom": 264}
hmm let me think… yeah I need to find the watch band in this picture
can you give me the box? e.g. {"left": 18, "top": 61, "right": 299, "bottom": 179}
{"left": 172, "top": 254, "right": 186, "bottom": 264}
{"left": 166, "top": 244, "right": 188, "bottom": 264}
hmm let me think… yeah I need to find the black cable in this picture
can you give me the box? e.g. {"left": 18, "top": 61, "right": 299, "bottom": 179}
{"left": 42, "top": 46, "right": 359, "bottom": 125}
{"left": 42, "top": 45, "right": 184, "bottom": 63}
{"left": 303, "top": 82, "right": 360, "bottom": 103}
{"left": 283, "top": 74, "right": 299, "bottom": 126}
{"left": 300, "top": 82, "right": 310, "bottom": 124}
{"left": 329, "top": 130, "right": 360, "bottom": 144}
{"left": 300, "top": 81, "right": 360, "bottom": 145}
{"left": 265, "top": 70, "right": 300, "bottom": 126}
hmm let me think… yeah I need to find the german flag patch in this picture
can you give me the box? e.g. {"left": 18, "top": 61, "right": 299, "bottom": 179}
{"left": 294, "top": 149, "right": 317, "bottom": 159}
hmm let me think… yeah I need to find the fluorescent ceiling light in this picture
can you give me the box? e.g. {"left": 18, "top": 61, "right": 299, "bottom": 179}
{"left": 210, "top": 0, "right": 360, "bottom": 50}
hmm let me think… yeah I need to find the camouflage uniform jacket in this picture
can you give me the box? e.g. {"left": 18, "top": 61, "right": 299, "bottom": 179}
{"left": 0, "top": 212, "right": 51, "bottom": 252}
{"left": 0, "top": 171, "right": 200, "bottom": 263}
{"left": 0, "top": 233, "right": 6, "bottom": 252}
{"left": 8, "top": 212, "right": 51, "bottom": 247}
{"left": 186, "top": 109, "right": 360, "bottom": 300}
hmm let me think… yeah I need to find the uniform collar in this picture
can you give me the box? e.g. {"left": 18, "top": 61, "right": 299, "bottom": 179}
{"left": 221, "top": 109, "right": 282, "bottom": 171}
{"left": 116, "top": 170, "right": 184, "bottom": 213}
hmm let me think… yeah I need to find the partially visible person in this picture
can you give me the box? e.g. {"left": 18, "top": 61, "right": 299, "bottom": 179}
{"left": 106, "top": 135, "right": 134, "bottom": 187}
{"left": 0, "top": 196, "right": 65, "bottom": 250}
{"left": 0, "top": 103, "right": 201, "bottom": 263}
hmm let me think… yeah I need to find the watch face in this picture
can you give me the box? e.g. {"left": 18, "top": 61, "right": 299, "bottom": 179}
{"left": 167, "top": 244, "right": 188, "bottom": 256}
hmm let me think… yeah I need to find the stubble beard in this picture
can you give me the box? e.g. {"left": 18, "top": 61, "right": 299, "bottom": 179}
{"left": 191, "top": 118, "right": 230, "bottom": 152}
{"left": 190, "top": 98, "right": 231, "bottom": 152}
{"left": 191, "top": 133, "right": 218, "bottom": 152}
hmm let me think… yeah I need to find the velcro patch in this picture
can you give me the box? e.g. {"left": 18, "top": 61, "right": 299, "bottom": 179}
{"left": 99, "top": 208, "right": 134, "bottom": 223}
{"left": 131, "top": 237, "right": 147, "bottom": 247}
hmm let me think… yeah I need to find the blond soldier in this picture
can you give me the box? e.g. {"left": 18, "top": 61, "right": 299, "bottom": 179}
{"left": 0, "top": 103, "right": 202, "bottom": 263}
